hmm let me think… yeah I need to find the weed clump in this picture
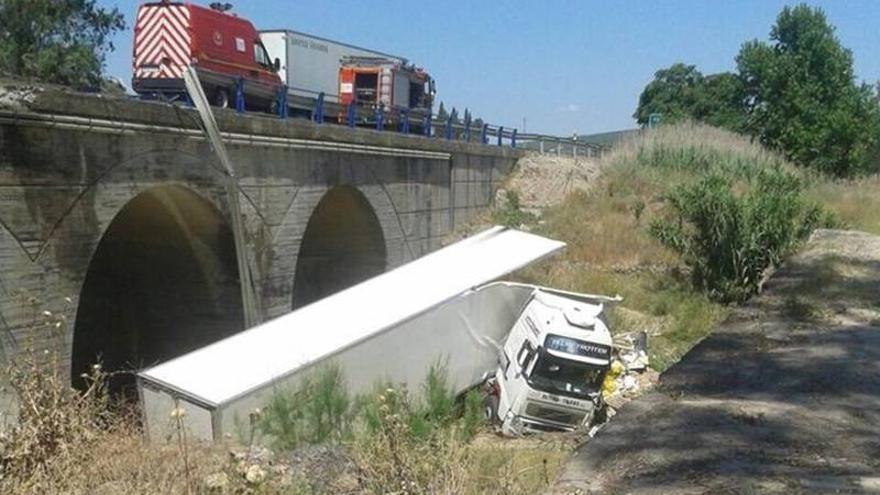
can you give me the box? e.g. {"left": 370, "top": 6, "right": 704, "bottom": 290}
{"left": 650, "top": 167, "right": 829, "bottom": 302}
{"left": 257, "top": 364, "right": 351, "bottom": 450}
{"left": 492, "top": 190, "right": 537, "bottom": 228}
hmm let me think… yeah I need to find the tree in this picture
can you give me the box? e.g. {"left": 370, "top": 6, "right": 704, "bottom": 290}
{"left": 694, "top": 73, "right": 746, "bottom": 130}
{"left": 634, "top": 63, "right": 704, "bottom": 125}
{"left": 436, "top": 101, "right": 448, "bottom": 121}
{"left": 0, "top": 0, "right": 125, "bottom": 88}
{"left": 634, "top": 63, "right": 744, "bottom": 130}
{"left": 737, "top": 4, "right": 880, "bottom": 176}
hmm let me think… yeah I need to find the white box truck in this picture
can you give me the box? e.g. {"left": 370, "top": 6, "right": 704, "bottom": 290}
{"left": 137, "top": 227, "right": 619, "bottom": 441}
{"left": 257, "top": 30, "right": 394, "bottom": 103}
{"left": 259, "top": 30, "right": 434, "bottom": 116}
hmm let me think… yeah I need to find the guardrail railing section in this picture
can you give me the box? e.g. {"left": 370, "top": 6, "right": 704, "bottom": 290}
{"left": 202, "top": 81, "right": 608, "bottom": 153}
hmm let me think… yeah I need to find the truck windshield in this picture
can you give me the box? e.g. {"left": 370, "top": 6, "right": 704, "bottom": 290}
{"left": 528, "top": 351, "right": 606, "bottom": 399}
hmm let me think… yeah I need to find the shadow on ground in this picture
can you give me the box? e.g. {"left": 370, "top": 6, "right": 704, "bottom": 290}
{"left": 552, "top": 230, "right": 880, "bottom": 494}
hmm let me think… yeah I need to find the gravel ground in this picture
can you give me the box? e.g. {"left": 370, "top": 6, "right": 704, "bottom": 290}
{"left": 551, "top": 229, "right": 880, "bottom": 494}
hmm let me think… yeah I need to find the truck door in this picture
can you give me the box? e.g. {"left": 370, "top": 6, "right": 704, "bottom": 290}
{"left": 498, "top": 324, "right": 536, "bottom": 418}
{"left": 252, "top": 40, "right": 278, "bottom": 84}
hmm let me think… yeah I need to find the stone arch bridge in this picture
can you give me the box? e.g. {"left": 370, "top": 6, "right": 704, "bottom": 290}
{"left": 0, "top": 86, "right": 519, "bottom": 405}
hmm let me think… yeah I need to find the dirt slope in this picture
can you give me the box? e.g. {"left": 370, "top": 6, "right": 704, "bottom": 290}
{"left": 552, "top": 229, "right": 880, "bottom": 494}
{"left": 504, "top": 154, "right": 602, "bottom": 210}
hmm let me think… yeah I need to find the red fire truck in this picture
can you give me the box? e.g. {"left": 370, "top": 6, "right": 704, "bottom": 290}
{"left": 132, "top": 1, "right": 282, "bottom": 109}
{"left": 339, "top": 56, "right": 435, "bottom": 114}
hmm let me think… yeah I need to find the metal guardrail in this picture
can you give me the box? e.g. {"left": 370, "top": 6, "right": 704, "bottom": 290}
{"left": 203, "top": 78, "right": 610, "bottom": 154}
{"left": 515, "top": 133, "right": 607, "bottom": 158}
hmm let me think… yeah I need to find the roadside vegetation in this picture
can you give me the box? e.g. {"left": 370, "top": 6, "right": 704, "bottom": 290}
{"left": 1, "top": 338, "right": 568, "bottom": 494}
{"left": 0, "top": 0, "right": 125, "bottom": 89}
{"left": 509, "top": 123, "right": 880, "bottom": 372}
{"left": 635, "top": 4, "right": 880, "bottom": 177}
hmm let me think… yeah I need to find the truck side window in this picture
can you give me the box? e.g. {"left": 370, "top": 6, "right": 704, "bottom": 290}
{"left": 254, "top": 41, "right": 271, "bottom": 67}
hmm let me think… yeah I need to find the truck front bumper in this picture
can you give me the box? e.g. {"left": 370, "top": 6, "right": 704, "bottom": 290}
{"left": 502, "top": 405, "right": 590, "bottom": 435}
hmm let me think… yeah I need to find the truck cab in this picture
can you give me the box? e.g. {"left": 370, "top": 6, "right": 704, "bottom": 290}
{"left": 490, "top": 290, "right": 613, "bottom": 435}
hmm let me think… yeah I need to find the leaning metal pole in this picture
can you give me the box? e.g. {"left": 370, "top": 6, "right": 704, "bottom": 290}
{"left": 183, "top": 66, "right": 260, "bottom": 328}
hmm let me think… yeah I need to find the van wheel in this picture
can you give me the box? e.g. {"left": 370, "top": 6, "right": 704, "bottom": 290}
{"left": 483, "top": 394, "right": 499, "bottom": 424}
{"left": 213, "top": 88, "right": 230, "bottom": 108}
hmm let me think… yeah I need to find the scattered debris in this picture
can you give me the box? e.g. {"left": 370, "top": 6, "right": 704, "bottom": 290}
{"left": 601, "top": 331, "right": 659, "bottom": 412}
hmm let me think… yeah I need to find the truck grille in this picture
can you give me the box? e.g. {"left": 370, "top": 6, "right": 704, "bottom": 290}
{"left": 524, "top": 402, "right": 582, "bottom": 426}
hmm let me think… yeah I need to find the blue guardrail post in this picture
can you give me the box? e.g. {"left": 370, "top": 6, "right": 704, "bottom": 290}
{"left": 313, "top": 92, "right": 325, "bottom": 123}
{"left": 400, "top": 110, "right": 409, "bottom": 134}
{"left": 234, "top": 77, "right": 245, "bottom": 113}
{"left": 375, "top": 108, "right": 384, "bottom": 130}
{"left": 463, "top": 113, "right": 471, "bottom": 142}
{"left": 347, "top": 101, "right": 356, "bottom": 128}
{"left": 424, "top": 111, "right": 432, "bottom": 137}
{"left": 497, "top": 126, "right": 503, "bottom": 146}
{"left": 481, "top": 123, "right": 488, "bottom": 144}
{"left": 276, "top": 85, "right": 288, "bottom": 119}
{"left": 511, "top": 129, "right": 517, "bottom": 148}
{"left": 445, "top": 116, "right": 453, "bottom": 140}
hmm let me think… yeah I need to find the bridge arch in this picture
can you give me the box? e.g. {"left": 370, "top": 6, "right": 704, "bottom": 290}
{"left": 291, "top": 185, "right": 388, "bottom": 308}
{"left": 70, "top": 185, "right": 244, "bottom": 394}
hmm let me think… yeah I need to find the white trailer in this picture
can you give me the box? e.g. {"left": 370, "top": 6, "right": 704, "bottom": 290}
{"left": 259, "top": 29, "right": 404, "bottom": 105}
{"left": 137, "top": 227, "right": 619, "bottom": 442}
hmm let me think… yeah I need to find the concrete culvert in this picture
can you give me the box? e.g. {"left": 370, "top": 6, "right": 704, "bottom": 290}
{"left": 71, "top": 185, "right": 244, "bottom": 396}
{"left": 292, "top": 185, "right": 386, "bottom": 309}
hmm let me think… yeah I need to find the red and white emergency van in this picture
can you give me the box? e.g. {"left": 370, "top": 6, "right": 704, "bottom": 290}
{"left": 132, "top": 1, "right": 282, "bottom": 109}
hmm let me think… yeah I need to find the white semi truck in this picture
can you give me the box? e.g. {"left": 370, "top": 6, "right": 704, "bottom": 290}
{"left": 137, "top": 227, "right": 619, "bottom": 441}
{"left": 487, "top": 289, "right": 614, "bottom": 434}
{"left": 259, "top": 29, "right": 434, "bottom": 116}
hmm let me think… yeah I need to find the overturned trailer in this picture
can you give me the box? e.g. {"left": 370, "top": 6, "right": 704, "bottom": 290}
{"left": 138, "top": 227, "right": 619, "bottom": 441}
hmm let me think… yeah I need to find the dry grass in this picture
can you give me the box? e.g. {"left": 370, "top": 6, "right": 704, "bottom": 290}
{"left": 1, "top": 340, "right": 565, "bottom": 494}
{"left": 806, "top": 175, "right": 880, "bottom": 235}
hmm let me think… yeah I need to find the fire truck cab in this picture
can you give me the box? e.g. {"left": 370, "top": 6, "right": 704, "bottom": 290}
{"left": 132, "top": 1, "right": 282, "bottom": 109}
{"left": 339, "top": 56, "right": 435, "bottom": 114}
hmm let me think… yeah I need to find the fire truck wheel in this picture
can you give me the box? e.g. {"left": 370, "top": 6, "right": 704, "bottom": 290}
{"left": 213, "top": 88, "right": 230, "bottom": 108}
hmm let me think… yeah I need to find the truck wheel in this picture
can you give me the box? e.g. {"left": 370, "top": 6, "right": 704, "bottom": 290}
{"left": 213, "top": 88, "right": 230, "bottom": 108}
{"left": 483, "top": 394, "right": 499, "bottom": 425}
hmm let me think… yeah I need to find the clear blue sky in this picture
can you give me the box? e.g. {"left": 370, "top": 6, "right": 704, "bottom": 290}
{"left": 100, "top": 1, "right": 880, "bottom": 136}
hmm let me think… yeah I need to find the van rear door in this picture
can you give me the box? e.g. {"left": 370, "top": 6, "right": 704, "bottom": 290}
{"left": 132, "top": 2, "right": 192, "bottom": 85}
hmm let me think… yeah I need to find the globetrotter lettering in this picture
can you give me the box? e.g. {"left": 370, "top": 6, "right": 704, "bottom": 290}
{"left": 291, "top": 37, "right": 329, "bottom": 53}
{"left": 545, "top": 334, "right": 610, "bottom": 360}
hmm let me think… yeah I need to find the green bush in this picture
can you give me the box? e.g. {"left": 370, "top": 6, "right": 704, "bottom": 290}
{"left": 649, "top": 167, "right": 825, "bottom": 302}
{"left": 492, "top": 190, "right": 537, "bottom": 228}
{"left": 257, "top": 365, "right": 351, "bottom": 450}
{"left": 259, "top": 361, "right": 485, "bottom": 450}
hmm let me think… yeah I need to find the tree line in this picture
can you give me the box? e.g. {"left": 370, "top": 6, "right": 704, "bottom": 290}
{"left": 0, "top": 0, "right": 124, "bottom": 89}
{"left": 635, "top": 4, "right": 880, "bottom": 177}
